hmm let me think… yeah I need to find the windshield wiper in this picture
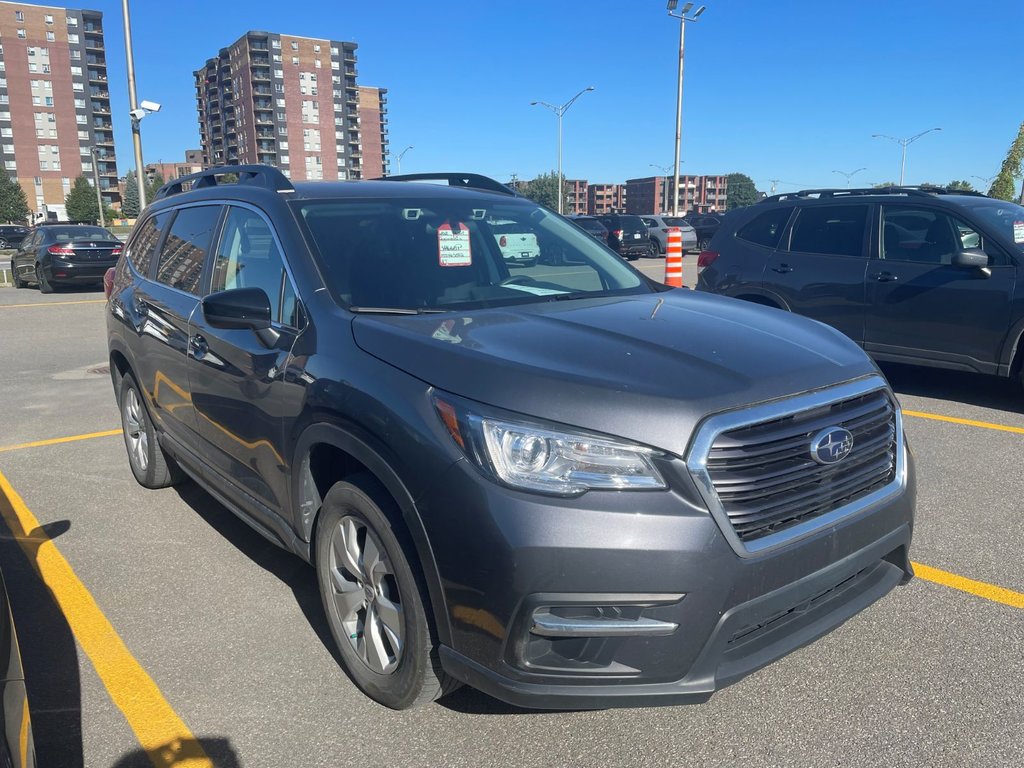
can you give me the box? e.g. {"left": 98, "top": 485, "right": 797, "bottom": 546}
{"left": 349, "top": 306, "right": 448, "bottom": 315}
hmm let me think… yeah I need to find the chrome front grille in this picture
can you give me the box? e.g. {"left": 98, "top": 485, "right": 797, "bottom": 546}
{"left": 687, "top": 377, "right": 904, "bottom": 556}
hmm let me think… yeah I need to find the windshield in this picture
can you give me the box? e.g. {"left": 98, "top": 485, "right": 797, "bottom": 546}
{"left": 963, "top": 199, "right": 1024, "bottom": 252}
{"left": 296, "top": 196, "right": 649, "bottom": 311}
{"left": 46, "top": 226, "right": 117, "bottom": 242}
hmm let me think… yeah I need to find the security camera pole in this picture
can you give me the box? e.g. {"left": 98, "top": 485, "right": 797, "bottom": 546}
{"left": 122, "top": 0, "right": 147, "bottom": 208}
{"left": 665, "top": 2, "right": 706, "bottom": 217}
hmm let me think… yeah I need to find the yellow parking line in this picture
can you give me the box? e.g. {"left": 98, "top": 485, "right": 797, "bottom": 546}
{"left": 0, "top": 469, "right": 212, "bottom": 768}
{"left": 912, "top": 561, "right": 1024, "bottom": 609}
{"left": 903, "top": 410, "right": 1024, "bottom": 435}
{"left": 0, "top": 299, "right": 106, "bottom": 309}
{"left": 0, "top": 429, "right": 122, "bottom": 454}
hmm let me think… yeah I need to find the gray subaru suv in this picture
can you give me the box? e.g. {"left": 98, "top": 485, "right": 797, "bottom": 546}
{"left": 106, "top": 167, "right": 915, "bottom": 710}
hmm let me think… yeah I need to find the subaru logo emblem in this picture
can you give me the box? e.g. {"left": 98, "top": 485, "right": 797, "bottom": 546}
{"left": 810, "top": 427, "right": 854, "bottom": 465}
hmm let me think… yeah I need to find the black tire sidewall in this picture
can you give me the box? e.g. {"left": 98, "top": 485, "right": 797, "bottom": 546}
{"left": 315, "top": 481, "right": 434, "bottom": 710}
{"left": 119, "top": 374, "right": 157, "bottom": 486}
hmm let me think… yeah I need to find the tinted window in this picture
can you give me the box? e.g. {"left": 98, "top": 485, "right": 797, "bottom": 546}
{"left": 662, "top": 217, "right": 688, "bottom": 228}
{"left": 789, "top": 205, "right": 867, "bottom": 257}
{"left": 575, "top": 219, "right": 605, "bottom": 234}
{"left": 963, "top": 199, "right": 1024, "bottom": 255}
{"left": 881, "top": 206, "right": 990, "bottom": 266}
{"left": 126, "top": 212, "right": 170, "bottom": 277}
{"left": 737, "top": 208, "right": 791, "bottom": 249}
{"left": 640, "top": 217, "right": 658, "bottom": 228}
{"left": 155, "top": 206, "right": 221, "bottom": 295}
{"left": 617, "top": 216, "right": 647, "bottom": 233}
{"left": 297, "top": 197, "right": 647, "bottom": 310}
{"left": 45, "top": 226, "right": 115, "bottom": 242}
{"left": 212, "top": 207, "right": 297, "bottom": 326}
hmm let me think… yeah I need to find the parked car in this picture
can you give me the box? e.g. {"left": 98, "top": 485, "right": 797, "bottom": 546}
{"left": 594, "top": 213, "right": 650, "bottom": 260}
{"left": 688, "top": 213, "right": 725, "bottom": 250}
{"left": 0, "top": 225, "right": 29, "bottom": 250}
{"left": 11, "top": 224, "right": 122, "bottom": 293}
{"left": 490, "top": 219, "right": 540, "bottom": 266}
{"left": 639, "top": 215, "right": 698, "bottom": 256}
{"left": 107, "top": 165, "right": 914, "bottom": 711}
{"left": 567, "top": 215, "right": 608, "bottom": 243}
{"left": 0, "top": 567, "right": 37, "bottom": 768}
{"left": 697, "top": 186, "right": 1024, "bottom": 380}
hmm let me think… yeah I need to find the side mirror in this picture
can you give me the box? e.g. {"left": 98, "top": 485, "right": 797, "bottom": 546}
{"left": 951, "top": 250, "right": 989, "bottom": 269}
{"left": 202, "top": 287, "right": 272, "bottom": 330}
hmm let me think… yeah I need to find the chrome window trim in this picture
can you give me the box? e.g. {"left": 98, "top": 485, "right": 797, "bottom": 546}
{"left": 686, "top": 374, "right": 906, "bottom": 559}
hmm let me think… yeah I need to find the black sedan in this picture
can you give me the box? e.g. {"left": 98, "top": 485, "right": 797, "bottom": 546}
{"left": 0, "top": 567, "right": 36, "bottom": 767}
{"left": 0, "top": 225, "right": 29, "bottom": 250}
{"left": 11, "top": 224, "right": 122, "bottom": 293}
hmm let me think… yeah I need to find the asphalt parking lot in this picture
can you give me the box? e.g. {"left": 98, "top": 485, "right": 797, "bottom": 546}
{"left": 1, "top": 257, "right": 1022, "bottom": 768}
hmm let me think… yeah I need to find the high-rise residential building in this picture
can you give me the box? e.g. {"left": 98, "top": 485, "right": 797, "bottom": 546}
{"left": 625, "top": 175, "right": 729, "bottom": 215}
{"left": 195, "top": 31, "right": 372, "bottom": 181}
{"left": 0, "top": 1, "right": 118, "bottom": 220}
{"left": 587, "top": 183, "right": 626, "bottom": 215}
{"left": 564, "top": 179, "right": 587, "bottom": 215}
{"left": 356, "top": 85, "right": 388, "bottom": 178}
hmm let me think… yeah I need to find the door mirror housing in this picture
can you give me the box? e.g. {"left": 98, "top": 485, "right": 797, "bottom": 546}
{"left": 951, "top": 249, "right": 989, "bottom": 269}
{"left": 202, "top": 287, "right": 272, "bottom": 330}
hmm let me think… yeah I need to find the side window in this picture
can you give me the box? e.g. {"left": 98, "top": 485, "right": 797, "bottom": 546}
{"left": 789, "top": 205, "right": 868, "bottom": 257}
{"left": 881, "top": 207, "right": 974, "bottom": 265}
{"left": 640, "top": 217, "right": 657, "bottom": 228}
{"left": 736, "top": 208, "right": 791, "bottom": 249}
{"left": 155, "top": 206, "right": 222, "bottom": 295}
{"left": 125, "top": 211, "right": 170, "bottom": 277}
{"left": 211, "top": 207, "right": 297, "bottom": 326}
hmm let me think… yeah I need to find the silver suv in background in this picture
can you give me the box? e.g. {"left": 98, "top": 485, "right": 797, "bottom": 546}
{"left": 640, "top": 215, "right": 699, "bottom": 256}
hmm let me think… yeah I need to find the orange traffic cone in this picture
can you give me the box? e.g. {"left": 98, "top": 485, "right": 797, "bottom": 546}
{"left": 665, "top": 227, "right": 683, "bottom": 287}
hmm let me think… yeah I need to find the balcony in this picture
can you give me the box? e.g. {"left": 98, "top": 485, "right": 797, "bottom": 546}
{"left": 251, "top": 70, "right": 271, "bottom": 82}
{"left": 90, "top": 90, "right": 109, "bottom": 99}
{"left": 252, "top": 87, "right": 272, "bottom": 96}
{"left": 88, "top": 71, "right": 107, "bottom": 83}
{"left": 251, "top": 56, "right": 270, "bottom": 66}
{"left": 84, "top": 37, "right": 104, "bottom": 51}
{"left": 344, "top": 50, "right": 356, "bottom": 63}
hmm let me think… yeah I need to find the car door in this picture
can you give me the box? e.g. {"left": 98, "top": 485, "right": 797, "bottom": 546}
{"left": 863, "top": 204, "right": 1016, "bottom": 373}
{"left": 187, "top": 204, "right": 305, "bottom": 520}
{"left": 764, "top": 203, "right": 871, "bottom": 344}
{"left": 12, "top": 231, "right": 38, "bottom": 281}
{"left": 133, "top": 205, "right": 224, "bottom": 447}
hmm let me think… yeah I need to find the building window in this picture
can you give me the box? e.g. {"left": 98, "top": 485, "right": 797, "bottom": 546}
{"left": 276, "top": 98, "right": 285, "bottom": 107}
{"left": 76, "top": 115, "right": 86, "bottom": 124}
{"left": 71, "top": 66, "right": 81, "bottom": 76}
{"left": 274, "top": 83, "right": 283, "bottom": 92}
{"left": 46, "top": 31, "right": 55, "bottom": 42}
{"left": 15, "top": 10, "right": 24, "bottom": 21}
{"left": 279, "top": 141, "right": 288, "bottom": 150}
{"left": 313, "top": 44, "right": 321, "bottom": 53}
{"left": 28, "top": 63, "right": 37, "bottom": 72}
{"left": 277, "top": 111, "right": 286, "bottom": 121}
{"left": 291, "top": 56, "right": 299, "bottom": 65}
{"left": 45, "top": 14, "right": 54, "bottom": 24}
{"left": 68, "top": 33, "right": 79, "bottom": 43}
{"left": 290, "top": 41, "right": 298, "bottom": 50}
{"left": 16, "top": 27, "right": 25, "bottom": 38}
{"left": 280, "top": 155, "right": 289, "bottom": 164}
{"left": 32, "top": 96, "right": 41, "bottom": 105}
{"left": 271, "top": 39, "right": 280, "bottom": 49}
{"left": 330, "top": 46, "right": 339, "bottom": 55}
{"left": 3, "top": 161, "right": 15, "bottom": 170}
{"left": 274, "top": 69, "right": 283, "bottom": 78}
{"left": 67, "top": 16, "right": 78, "bottom": 25}
{"left": 36, "top": 128, "right": 45, "bottom": 138}
{"left": 272, "top": 54, "right": 281, "bottom": 62}
{"left": 278, "top": 125, "right": 288, "bottom": 135}
{"left": 1, "top": 144, "right": 12, "bottom": 153}
{"left": 42, "top": 64, "right": 51, "bottom": 74}
{"left": 72, "top": 82, "right": 84, "bottom": 91}
{"left": 39, "top": 160, "right": 49, "bottom": 170}
{"left": 48, "top": 128, "right": 56, "bottom": 138}
{"left": 0, "top": 111, "right": 9, "bottom": 120}
{"left": 27, "top": 47, "right": 35, "bottom": 57}
{"left": 71, "top": 50, "right": 81, "bottom": 59}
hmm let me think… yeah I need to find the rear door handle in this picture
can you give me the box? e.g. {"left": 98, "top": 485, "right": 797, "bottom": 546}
{"left": 189, "top": 334, "right": 208, "bottom": 358}
{"left": 771, "top": 264, "right": 793, "bottom": 274}
{"left": 871, "top": 272, "right": 898, "bottom": 282}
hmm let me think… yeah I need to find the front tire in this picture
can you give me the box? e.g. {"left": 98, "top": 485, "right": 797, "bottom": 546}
{"left": 315, "top": 476, "right": 456, "bottom": 709}
{"left": 119, "top": 372, "right": 183, "bottom": 489}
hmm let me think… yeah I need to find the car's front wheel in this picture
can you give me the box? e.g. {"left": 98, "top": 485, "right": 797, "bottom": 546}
{"left": 315, "top": 475, "right": 457, "bottom": 709}
{"left": 119, "top": 372, "right": 183, "bottom": 489}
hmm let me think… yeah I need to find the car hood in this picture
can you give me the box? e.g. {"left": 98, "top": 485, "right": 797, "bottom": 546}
{"left": 351, "top": 291, "right": 879, "bottom": 456}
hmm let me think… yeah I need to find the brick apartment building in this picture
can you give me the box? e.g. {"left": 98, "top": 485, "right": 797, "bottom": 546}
{"left": 145, "top": 149, "right": 203, "bottom": 184}
{"left": 0, "top": 1, "right": 119, "bottom": 221}
{"left": 356, "top": 85, "right": 388, "bottom": 178}
{"left": 587, "top": 183, "right": 626, "bottom": 215}
{"left": 564, "top": 178, "right": 587, "bottom": 215}
{"left": 625, "top": 175, "right": 728, "bottom": 215}
{"left": 195, "top": 31, "right": 387, "bottom": 181}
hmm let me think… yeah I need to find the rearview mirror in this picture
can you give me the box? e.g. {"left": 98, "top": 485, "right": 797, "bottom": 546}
{"left": 202, "top": 287, "right": 272, "bottom": 330}
{"left": 951, "top": 250, "right": 989, "bottom": 269}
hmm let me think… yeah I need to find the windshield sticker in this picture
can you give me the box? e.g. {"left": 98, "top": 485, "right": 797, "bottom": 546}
{"left": 438, "top": 221, "right": 473, "bottom": 267}
{"left": 1014, "top": 220, "right": 1024, "bottom": 244}
{"left": 501, "top": 284, "right": 570, "bottom": 296}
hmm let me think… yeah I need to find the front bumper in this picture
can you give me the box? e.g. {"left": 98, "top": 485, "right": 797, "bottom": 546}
{"left": 418, "top": 449, "right": 915, "bottom": 709}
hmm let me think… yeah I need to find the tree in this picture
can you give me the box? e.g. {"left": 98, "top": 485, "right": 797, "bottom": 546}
{"left": 145, "top": 172, "right": 165, "bottom": 207}
{"left": 521, "top": 171, "right": 566, "bottom": 211}
{"left": 989, "top": 121, "right": 1024, "bottom": 202}
{"left": 946, "top": 180, "right": 975, "bottom": 192}
{"left": 122, "top": 173, "right": 140, "bottom": 218}
{"left": 0, "top": 170, "right": 30, "bottom": 224}
{"left": 725, "top": 173, "right": 758, "bottom": 210}
{"left": 65, "top": 176, "right": 99, "bottom": 224}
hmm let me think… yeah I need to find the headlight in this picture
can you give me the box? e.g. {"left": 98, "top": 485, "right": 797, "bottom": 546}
{"left": 434, "top": 396, "right": 666, "bottom": 496}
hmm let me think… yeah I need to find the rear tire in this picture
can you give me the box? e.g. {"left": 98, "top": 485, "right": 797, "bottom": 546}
{"left": 119, "top": 372, "right": 183, "bottom": 489}
{"left": 36, "top": 265, "right": 55, "bottom": 294}
{"left": 698, "top": 237, "right": 711, "bottom": 251}
{"left": 11, "top": 262, "right": 26, "bottom": 289}
{"left": 315, "top": 475, "right": 458, "bottom": 709}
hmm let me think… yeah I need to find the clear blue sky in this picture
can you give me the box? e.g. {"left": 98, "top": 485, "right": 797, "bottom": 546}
{"left": 85, "top": 0, "right": 1024, "bottom": 192}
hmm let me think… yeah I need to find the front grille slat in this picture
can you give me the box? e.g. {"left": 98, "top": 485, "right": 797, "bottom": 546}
{"left": 705, "top": 388, "right": 898, "bottom": 543}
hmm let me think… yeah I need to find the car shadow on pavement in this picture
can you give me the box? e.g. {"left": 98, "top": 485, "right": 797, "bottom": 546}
{"left": 0, "top": 517, "right": 84, "bottom": 768}
{"left": 110, "top": 736, "right": 241, "bottom": 767}
{"left": 172, "top": 483, "right": 345, "bottom": 668}
{"left": 880, "top": 362, "right": 1024, "bottom": 414}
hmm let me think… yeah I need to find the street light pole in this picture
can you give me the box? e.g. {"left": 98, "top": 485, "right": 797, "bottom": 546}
{"left": 666, "top": 2, "right": 706, "bottom": 217}
{"left": 395, "top": 145, "right": 413, "bottom": 175}
{"left": 121, "top": 0, "right": 147, "bottom": 208}
{"left": 832, "top": 167, "right": 867, "bottom": 188}
{"left": 530, "top": 86, "right": 595, "bottom": 215}
{"left": 871, "top": 128, "right": 942, "bottom": 185}
{"left": 89, "top": 147, "right": 105, "bottom": 227}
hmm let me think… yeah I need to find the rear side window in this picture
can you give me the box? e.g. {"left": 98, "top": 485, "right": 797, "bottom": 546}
{"left": 736, "top": 208, "right": 791, "bottom": 249}
{"left": 789, "top": 205, "right": 868, "bottom": 257}
{"left": 126, "top": 212, "right": 170, "bottom": 277}
{"left": 155, "top": 205, "right": 222, "bottom": 295}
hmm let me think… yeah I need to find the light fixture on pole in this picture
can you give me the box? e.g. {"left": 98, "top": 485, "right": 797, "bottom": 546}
{"left": 832, "top": 167, "right": 866, "bottom": 187}
{"left": 530, "top": 86, "right": 595, "bottom": 215}
{"left": 972, "top": 173, "right": 998, "bottom": 190}
{"left": 871, "top": 128, "right": 942, "bottom": 186}
{"left": 666, "top": 1, "right": 706, "bottom": 217}
{"left": 395, "top": 145, "right": 413, "bottom": 175}
{"left": 649, "top": 163, "right": 673, "bottom": 174}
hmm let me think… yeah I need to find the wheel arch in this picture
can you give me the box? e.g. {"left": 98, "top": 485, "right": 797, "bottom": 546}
{"left": 1000, "top": 315, "right": 1024, "bottom": 378}
{"left": 729, "top": 289, "right": 789, "bottom": 311}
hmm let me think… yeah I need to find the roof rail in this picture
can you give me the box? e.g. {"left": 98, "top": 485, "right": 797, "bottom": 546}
{"left": 154, "top": 164, "right": 295, "bottom": 200}
{"left": 378, "top": 172, "right": 518, "bottom": 197}
{"left": 760, "top": 185, "right": 988, "bottom": 203}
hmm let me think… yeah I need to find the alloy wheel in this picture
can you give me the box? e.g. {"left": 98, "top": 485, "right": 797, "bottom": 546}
{"left": 123, "top": 387, "right": 149, "bottom": 473}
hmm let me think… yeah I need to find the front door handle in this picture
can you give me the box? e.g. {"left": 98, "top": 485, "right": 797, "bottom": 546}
{"left": 771, "top": 264, "right": 793, "bottom": 274}
{"left": 189, "top": 334, "right": 208, "bottom": 358}
{"left": 871, "top": 272, "right": 898, "bottom": 282}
